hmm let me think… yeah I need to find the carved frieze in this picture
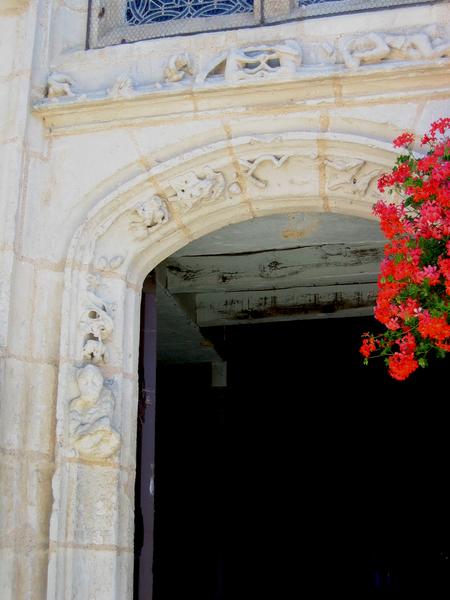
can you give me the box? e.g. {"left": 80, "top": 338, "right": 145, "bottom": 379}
{"left": 69, "top": 364, "right": 120, "bottom": 460}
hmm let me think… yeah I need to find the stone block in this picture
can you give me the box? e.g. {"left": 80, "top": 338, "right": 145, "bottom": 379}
{"left": 25, "top": 459, "right": 54, "bottom": 540}
{"left": 7, "top": 259, "right": 34, "bottom": 356}
{"left": 0, "top": 548, "right": 16, "bottom": 600}
{"left": 328, "top": 103, "right": 418, "bottom": 142}
{"left": 31, "top": 269, "right": 64, "bottom": 362}
{"left": 0, "top": 357, "right": 27, "bottom": 449}
{"left": 26, "top": 362, "right": 58, "bottom": 455}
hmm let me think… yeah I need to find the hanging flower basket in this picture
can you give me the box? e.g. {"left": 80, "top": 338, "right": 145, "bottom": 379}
{"left": 361, "top": 118, "right": 450, "bottom": 381}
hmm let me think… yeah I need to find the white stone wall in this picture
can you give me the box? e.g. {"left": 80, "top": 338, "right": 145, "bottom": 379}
{"left": 0, "top": 1, "right": 449, "bottom": 598}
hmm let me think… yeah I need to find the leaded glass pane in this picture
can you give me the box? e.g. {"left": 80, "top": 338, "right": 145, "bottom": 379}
{"left": 126, "top": 0, "right": 254, "bottom": 25}
{"left": 298, "top": 0, "right": 339, "bottom": 4}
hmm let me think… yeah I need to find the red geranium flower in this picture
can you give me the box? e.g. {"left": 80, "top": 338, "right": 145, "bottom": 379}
{"left": 361, "top": 118, "right": 450, "bottom": 379}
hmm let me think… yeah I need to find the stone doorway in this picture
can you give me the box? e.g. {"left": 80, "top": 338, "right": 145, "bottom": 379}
{"left": 47, "top": 134, "right": 405, "bottom": 599}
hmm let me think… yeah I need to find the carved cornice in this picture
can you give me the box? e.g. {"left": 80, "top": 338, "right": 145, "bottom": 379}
{"left": 33, "top": 59, "right": 450, "bottom": 134}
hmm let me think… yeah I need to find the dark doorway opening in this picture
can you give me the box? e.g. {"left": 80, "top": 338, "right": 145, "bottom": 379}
{"left": 136, "top": 315, "right": 450, "bottom": 598}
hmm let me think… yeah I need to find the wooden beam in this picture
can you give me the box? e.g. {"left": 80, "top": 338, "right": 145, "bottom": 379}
{"left": 156, "top": 280, "right": 222, "bottom": 363}
{"left": 165, "top": 243, "right": 383, "bottom": 293}
{"left": 194, "top": 282, "right": 377, "bottom": 326}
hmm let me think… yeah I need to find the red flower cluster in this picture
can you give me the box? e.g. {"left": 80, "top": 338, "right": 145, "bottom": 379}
{"left": 361, "top": 119, "right": 450, "bottom": 380}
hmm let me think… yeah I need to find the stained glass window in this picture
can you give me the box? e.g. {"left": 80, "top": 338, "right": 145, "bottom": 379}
{"left": 126, "top": 0, "right": 254, "bottom": 25}
{"left": 298, "top": 0, "right": 340, "bottom": 4}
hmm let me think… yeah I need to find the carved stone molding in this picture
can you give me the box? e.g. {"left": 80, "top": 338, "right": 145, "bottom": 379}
{"left": 69, "top": 364, "right": 120, "bottom": 461}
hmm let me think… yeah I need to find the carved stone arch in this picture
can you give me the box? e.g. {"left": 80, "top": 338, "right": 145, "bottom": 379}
{"left": 47, "top": 132, "right": 399, "bottom": 599}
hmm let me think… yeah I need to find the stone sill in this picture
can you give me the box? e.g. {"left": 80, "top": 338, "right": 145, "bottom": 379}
{"left": 33, "top": 59, "right": 450, "bottom": 135}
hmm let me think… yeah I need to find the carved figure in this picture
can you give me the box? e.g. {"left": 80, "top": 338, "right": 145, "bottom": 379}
{"left": 385, "top": 26, "right": 450, "bottom": 61}
{"left": 340, "top": 27, "right": 450, "bottom": 69}
{"left": 170, "top": 167, "right": 226, "bottom": 210}
{"left": 129, "top": 196, "right": 169, "bottom": 240}
{"left": 339, "top": 33, "right": 390, "bottom": 69}
{"left": 69, "top": 365, "right": 120, "bottom": 460}
{"left": 164, "top": 53, "right": 193, "bottom": 83}
{"left": 47, "top": 72, "right": 75, "bottom": 98}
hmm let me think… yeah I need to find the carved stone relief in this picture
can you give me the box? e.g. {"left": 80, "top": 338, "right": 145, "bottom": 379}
{"left": 41, "top": 26, "right": 450, "bottom": 108}
{"left": 69, "top": 364, "right": 120, "bottom": 460}
{"left": 47, "top": 72, "right": 74, "bottom": 98}
{"left": 79, "top": 274, "right": 115, "bottom": 364}
{"left": 95, "top": 255, "right": 125, "bottom": 271}
{"left": 169, "top": 167, "right": 226, "bottom": 211}
{"left": 129, "top": 196, "right": 170, "bottom": 240}
{"left": 224, "top": 40, "right": 302, "bottom": 82}
{"left": 239, "top": 154, "right": 296, "bottom": 188}
{"left": 164, "top": 53, "right": 193, "bottom": 83}
{"left": 339, "top": 26, "right": 450, "bottom": 69}
{"left": 198, "top": 40, "right": 302, "bottom": 83}
{"left": 325, "top": 159, "right": 383, "bottom": 198}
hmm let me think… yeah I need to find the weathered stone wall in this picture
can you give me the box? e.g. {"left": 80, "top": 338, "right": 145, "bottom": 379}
{"left": 0, "top": 1, "right": 449, "bottom": 597}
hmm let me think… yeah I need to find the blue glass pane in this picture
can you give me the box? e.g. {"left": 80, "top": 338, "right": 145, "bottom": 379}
{"left": 127, "top": 0, "right": 254, "bottom": 25}
{"left": 298, "top": 0, "right": 341, "bottom": 5}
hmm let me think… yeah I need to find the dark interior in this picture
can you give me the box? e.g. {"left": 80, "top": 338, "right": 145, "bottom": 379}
{"left": 139, "top": 315, "right": 450, "bottom": 598}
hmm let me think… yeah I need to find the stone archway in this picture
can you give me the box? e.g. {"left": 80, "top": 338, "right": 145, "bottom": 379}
{"left": 47, "top": 132, "right": 398, "bottom": 599}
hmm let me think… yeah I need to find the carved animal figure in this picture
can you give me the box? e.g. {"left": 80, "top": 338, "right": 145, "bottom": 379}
{"left": 47, "top": 72, "right": 75, "bottom": 98}
{"left": 164, "top": 53, "right": 193, "bottom": 82}
{"left": 129, "top": 196, "right": 169, "bottom": 240}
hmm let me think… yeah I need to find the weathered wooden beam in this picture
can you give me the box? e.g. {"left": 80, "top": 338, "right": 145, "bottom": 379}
{"left": 195, "top": 282, "right": 377, "bottom": 326}
{"left": 165, "top": 243, "right": 383, "bottom": 293}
